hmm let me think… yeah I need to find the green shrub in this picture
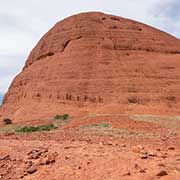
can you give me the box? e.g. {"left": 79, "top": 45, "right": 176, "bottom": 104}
{"left": 54, "top": 114, "right": 70, "bottom": 121}
{"left": 15, "top": 124, "right": 57, "bottom": 133}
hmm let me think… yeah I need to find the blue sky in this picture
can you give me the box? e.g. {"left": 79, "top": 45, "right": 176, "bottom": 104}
{"left": 0, "top": 0, "right": 179, "bottom": 95}
{"left": 0, "top": 93, "right": 3, "bottom": 104}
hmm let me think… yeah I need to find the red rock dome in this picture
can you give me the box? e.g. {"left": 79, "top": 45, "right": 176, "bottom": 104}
{"left": 1, "top": 12, "right": 180, "bottom": 122}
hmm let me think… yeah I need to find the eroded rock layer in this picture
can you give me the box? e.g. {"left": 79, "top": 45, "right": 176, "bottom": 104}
{"left": 1, "top": 12, "right": 180, "bottom": 122}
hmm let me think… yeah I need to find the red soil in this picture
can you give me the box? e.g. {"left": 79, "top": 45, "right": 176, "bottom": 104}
{"left": 0, "top": 118, "right": 179, "bottom": 180}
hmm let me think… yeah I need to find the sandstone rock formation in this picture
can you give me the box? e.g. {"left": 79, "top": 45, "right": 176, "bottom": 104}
{"left": 1, "top": 12, "right": 180, "bottom": 122}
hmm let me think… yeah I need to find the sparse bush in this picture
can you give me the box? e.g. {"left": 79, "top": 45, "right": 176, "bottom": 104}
{"left": 54, "top": 114, "right": 70, "bottom": 121}
{"left": 3, "top": 118, "right": 13, "bottom": 125}
{"left": 15, "top": 124, "right": 57, "bottom": 133}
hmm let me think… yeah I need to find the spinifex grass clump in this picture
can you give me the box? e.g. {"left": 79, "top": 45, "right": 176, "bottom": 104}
{"left": 54, "top": 114, "right": 70, "bottom": 121}
{"left": 15, "top": 124, "right": 57, "bottom": 133}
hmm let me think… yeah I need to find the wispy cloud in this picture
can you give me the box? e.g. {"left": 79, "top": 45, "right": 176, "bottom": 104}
{"left": 150, "top": 0, "right": 180, "bottom": 37}
{"left": 0, "top": 54, "right": 26, "bottom": 93}
{"left": 154, "top": 0, "right": 180, "bottom": 19}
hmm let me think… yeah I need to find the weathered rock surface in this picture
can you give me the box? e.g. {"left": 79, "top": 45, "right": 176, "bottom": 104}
{"left": 1, "top": 12, "right": 180, "bottom": 122}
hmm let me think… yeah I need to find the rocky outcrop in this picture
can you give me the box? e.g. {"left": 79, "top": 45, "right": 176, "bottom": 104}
{"left": 1, "top": 12, "right": 180, "bottom": 122}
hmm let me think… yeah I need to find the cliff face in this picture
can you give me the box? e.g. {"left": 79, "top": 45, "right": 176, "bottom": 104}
{"left": 1, "top": 12, "right": 180, "bottom": 122}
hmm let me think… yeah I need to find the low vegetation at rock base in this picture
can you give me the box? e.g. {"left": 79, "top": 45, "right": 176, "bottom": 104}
{"left": 54, "top": 114, "right": 70, "bottom": 121}
{"left": 15, "top": 124, "right": 57, "bottom": 133}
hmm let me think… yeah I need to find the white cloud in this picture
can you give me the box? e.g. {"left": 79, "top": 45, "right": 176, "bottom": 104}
{"left": 0, "top": 75, "right": 15, "bottom": 94}
{"left": 148, "top": 0, "right": 180, "bottom": 37}
{"left": 0, "top": 0, "right": 179, "bottom": 93}
{"left": 0, "top": 54, "right": 25, "bottom": 93}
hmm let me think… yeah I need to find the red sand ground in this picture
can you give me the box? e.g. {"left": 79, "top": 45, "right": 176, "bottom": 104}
{"left": 0, "top": 114, "right": 180, "bottom": 180}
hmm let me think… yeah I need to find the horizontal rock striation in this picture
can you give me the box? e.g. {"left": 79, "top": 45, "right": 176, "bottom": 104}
{"left": 1, "top": 12, "right": 180, "bottom": 122}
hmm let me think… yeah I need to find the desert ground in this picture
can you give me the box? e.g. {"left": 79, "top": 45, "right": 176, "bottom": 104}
{"left": 0, "top": 113, "right": 180, "bottom": 180}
